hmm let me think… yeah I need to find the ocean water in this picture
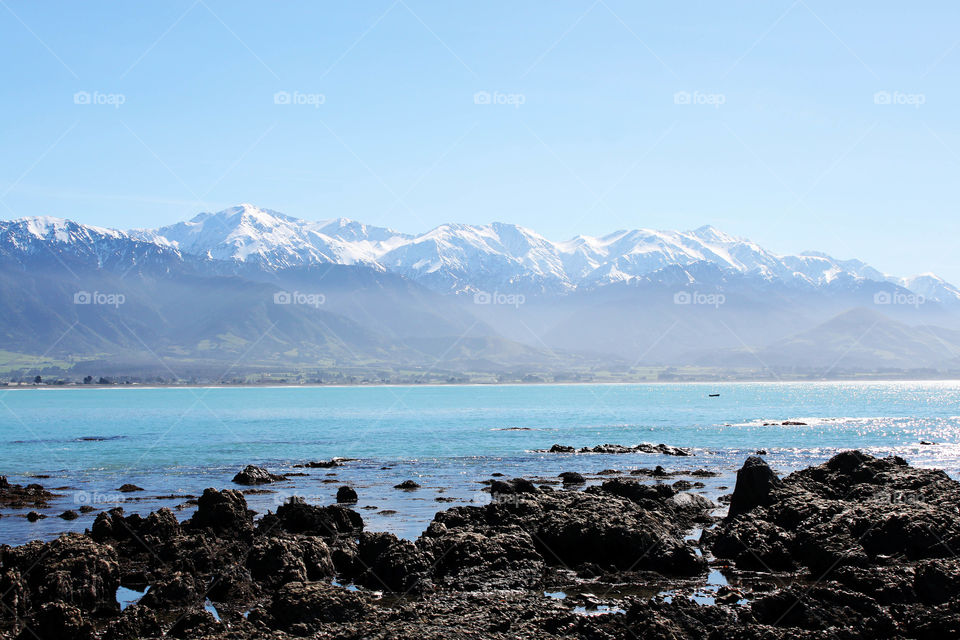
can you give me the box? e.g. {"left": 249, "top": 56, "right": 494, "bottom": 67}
{"left": 2, "top": 381, "right": 959, "bottom": 545}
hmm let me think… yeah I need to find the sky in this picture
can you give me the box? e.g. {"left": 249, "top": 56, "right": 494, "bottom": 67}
{"left": 1, "top": 1, "right": 958, "bottom": 281}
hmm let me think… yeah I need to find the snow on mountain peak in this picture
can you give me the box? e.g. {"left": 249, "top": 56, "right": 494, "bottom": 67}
{"left": 6, "top": 205, "right": 951, "bottom": 303}
{"left": 127, "top": 206, "right": 958, "bottom": 302}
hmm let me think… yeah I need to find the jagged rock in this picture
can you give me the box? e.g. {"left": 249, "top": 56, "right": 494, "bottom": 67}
{"left": 294, "top": 459, "right": 345, "bottom": 468}
{"left": 537, "top": 443, "right": 692, "bottom": 456}
{"left": 393, "top": 480, "right": 421, "bottom": 490}
{"left": 728, "top": 455, "right": 782, "bottom": 517}
{"left": 711, "top": 451, "right": 960, "bottom": 578}
{"left": 336, "top": 486, "right": 358, "bottom": 503}
{"left": 101, "top": 604, "right": 162, "bottom": 640}
{"left": 168, "top": 608, "right": 222, "bottom": 638}
{"left": 489, "top": 478, "right": 538, "bottom": 495}
{"left": 258, "top": 497, "right": 363, "bottom": 538}
{"left": 1, "top": 533, "right": 120, "bottom": 613}
{"left": 357, "top": 532, "right": 433, "bottom": 593}
{"left": 30, "top": 601, "right": 93, "bottom": 640}
{"left": 247, "top": 536, "right": 335, "bottom": 587}
{"left": 0, "top": 476, "right": 54, "bottom": 508}
{"left": 187, "top": 488, "right": 254, "bottom": 539}
{"left": 139, "top": 571, "right": 200, "bottom": 608}
{"left": 267, "top": 581, "right": 369, "bottom": 631}
{"left": 231, "top": 465, "right": 285, "bottom": 485}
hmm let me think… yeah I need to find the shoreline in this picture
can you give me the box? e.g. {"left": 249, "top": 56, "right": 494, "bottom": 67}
{"left": 6, "top": 376, "right": 960, "bottom": 390}
{"left": 1, "top": 451, "right": 958, "bottom": 639}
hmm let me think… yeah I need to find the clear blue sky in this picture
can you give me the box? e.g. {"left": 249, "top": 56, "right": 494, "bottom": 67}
{"left": 1, "top": 1, "right": 958, "bottom": 280}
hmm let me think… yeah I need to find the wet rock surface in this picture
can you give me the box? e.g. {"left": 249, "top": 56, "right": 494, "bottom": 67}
{"left": 231, "top": 465, "right": 286, "bottom": 485}
{"left": 2, "top": 452, "right": 960, "bottom": 638}
{"left": 538, "top": 442, "right": 692, "bottom": 456}
{"left": 0, "top": 476, "right": 56, "bottom": 509}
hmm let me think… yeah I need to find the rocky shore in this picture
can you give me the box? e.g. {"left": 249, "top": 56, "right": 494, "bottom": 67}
{"left": 2, "top": 451, "right": 960, "bottom": 638}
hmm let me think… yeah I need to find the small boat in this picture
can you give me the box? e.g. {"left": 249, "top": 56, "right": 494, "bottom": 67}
{"left": 708, "top": 393, "right": 720, "bottom": 397}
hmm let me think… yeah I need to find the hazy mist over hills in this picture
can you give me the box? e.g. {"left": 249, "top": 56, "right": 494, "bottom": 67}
{"left": 2, "top": 204, "right": 960, "bottom": 382}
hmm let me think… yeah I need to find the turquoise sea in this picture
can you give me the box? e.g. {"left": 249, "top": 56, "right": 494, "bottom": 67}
{"left": 2, "top": 381, "right": 959, "bottom": 545}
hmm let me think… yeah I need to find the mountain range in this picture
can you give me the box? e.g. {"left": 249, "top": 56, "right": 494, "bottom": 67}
{"left": 2, "top": 204, "right": 959, "bottom": 381}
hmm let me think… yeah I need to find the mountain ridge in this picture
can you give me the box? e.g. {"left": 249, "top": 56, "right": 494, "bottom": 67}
{"left": 4, "top": 204, "right": 956, "bottom": 304}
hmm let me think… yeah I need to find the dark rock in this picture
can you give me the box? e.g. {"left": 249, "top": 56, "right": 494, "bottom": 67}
{"left": 26, "top": 511, "right": 45, "bottom": 522}
{"left": 393, "top": 480, "right": 421, "bottom": 490}
{"left": 31, "top": 601, "right": 93, "bottom": 640}
{"left": 101, "top": 604, "right": 161, "bottom": 640}
{"left": 727, "top": 455, "right": 782, "bottom": 517}
{"left": 57, "top": 510, "right": 79, "bottom": 520}
{"left": 336, "top": 486, "right": 358, "bottom": 503}
{"left": 548, "top": 444, "right": 575, "bottom": 453}
{"left": 268, "top": 581, "right": 369, "bottom": 631}
{"left": 558, "top": 472, "right": 585, "bottom": 484}
{"left": 0, "top": 476, "right": 55, "bottom": 508}
{"left": 712, "top": 451, "right": 960, "bottom": 580}
{"left": 489, "top": 478, "right": 538, "bottom": 496}
{"left": 293, "top": 458, "right": 349, "bottom": 468}
{"left": 231, "top": 464, "right": 286, "bottom": 485}
{"left": 187, "top": 488, "right": 253, "bottom": 539}
{"left": 539, "top": 442, "right": 691, "bottom": 456}
{"left": 1, "top": 533, "right": 120, "bottom": 613}
{"left": 247, "top": 536, "right": 335, "bottom": 586}
{"left": 117, "top": 484, "right": 143, "bottom": 493}
{"left": 139, "top": 571, "right": 200, "bottom": 608}
{"left": 358, "top": 532, "right": 433, "bottom": 592}
{"left": 168, "top": 608, "right": 221, "bottom": 639}
{"left": 534, "top": 492, "right": 705, "bottom": 576}
{"left": 258, "top": 496, "right": 363, "bottom": 538}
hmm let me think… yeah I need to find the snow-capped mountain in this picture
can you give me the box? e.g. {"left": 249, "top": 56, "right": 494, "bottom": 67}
{"left": 0, "top": 215, "right": 183, "bottom": 271}
{"left": 2, "top": 204, "right": 958, "bottom": 305}
{"left": 134, "top": 205, "right": 409, "bottom": 270}
{"left": 119, "top": 204, "right": 958, "bottom": 303}
{"left": 4, "top": 205, "right": 960, "bottom": 377}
